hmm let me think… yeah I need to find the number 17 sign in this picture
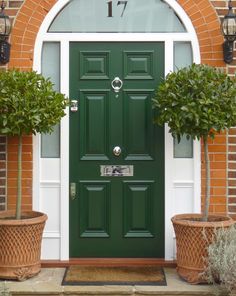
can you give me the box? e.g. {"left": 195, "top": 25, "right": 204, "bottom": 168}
{"left": 107, "top": 1, "right": 128, "bottom": 17}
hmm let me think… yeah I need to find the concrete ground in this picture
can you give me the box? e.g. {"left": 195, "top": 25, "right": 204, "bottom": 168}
{"left": 0, "top": 267, "right": 216, "bottom": 296}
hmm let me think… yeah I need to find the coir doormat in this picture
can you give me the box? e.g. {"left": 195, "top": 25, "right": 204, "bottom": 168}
{"left": 62, "top": 265, "right": 166, "bottom": 286}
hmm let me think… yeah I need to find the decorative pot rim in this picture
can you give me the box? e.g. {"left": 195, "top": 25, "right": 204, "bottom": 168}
{"left": 0, "top": 210, "right": 48, "bottom": 225}
{"left": 171, "top": 213, "right": 235, "bottom": 228}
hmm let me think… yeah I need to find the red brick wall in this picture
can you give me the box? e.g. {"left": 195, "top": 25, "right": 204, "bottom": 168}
{"left": 0, "top": 136, "right": 7, "bottom": 211}
{"left": 228, "top": 128, "right": 236, "bottom": 219}
{"left": 178, "top": 0, "right": 224, "bottom": 67}
{"left": 0, "top": 0, "right": 23, "bottom": 211}
{"left": 1, "top": 0, "right": 235, "bottom": 218}
{"left": 7, "top": 136, "right": 32, "bottom": 211}
{"left": 211, "top": 1, "right": 236, "bottom": 219}
{"left": 201, "top": 132, "right": 228, "bottom": 215}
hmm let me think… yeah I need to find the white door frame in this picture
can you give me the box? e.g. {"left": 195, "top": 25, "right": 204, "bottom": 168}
{"left": 33, "top": 0, "right": 201, "bottom": 261}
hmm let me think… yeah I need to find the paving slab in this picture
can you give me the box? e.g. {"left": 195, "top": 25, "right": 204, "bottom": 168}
{"left": 0, "top": 267, "right": 215, "bottom": 296}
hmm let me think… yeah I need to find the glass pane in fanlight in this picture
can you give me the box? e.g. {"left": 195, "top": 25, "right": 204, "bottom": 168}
{"left": 48, "top": 0, "right": 186, "bottom": 33}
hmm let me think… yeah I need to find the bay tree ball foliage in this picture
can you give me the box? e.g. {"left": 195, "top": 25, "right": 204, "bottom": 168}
{"left": 0, "top": 69, "right": 68, "bottom": 136}
{"left": 0, "top": 69, "right": 68, "bottom": 220}
{"left": 153, "top": 63, "right": 236, "bottom": 221}
{"left": 153, "top": 63, "right": 236, "bottom": 142}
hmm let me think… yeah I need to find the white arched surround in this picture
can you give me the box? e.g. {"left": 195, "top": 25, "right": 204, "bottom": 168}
{"left": 33, "top": 0, "right": 201, "bottom": 261}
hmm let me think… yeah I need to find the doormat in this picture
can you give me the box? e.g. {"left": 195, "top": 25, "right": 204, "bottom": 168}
{"left": 62, "top": 265, "right": 166, "bottom": 286}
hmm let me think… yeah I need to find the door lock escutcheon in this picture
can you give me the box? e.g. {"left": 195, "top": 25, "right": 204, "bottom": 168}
{"left": 70, "top": 182, "right": 77, "bottom": 200}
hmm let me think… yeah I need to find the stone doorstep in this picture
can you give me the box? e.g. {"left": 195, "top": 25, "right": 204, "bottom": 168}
{"left": 0, "top": 268, "right": 215, "bottom": 296}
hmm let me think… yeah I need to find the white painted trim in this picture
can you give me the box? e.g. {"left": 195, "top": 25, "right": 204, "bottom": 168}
{"left": 44, "top": 231, "right": 61, "bottom": 238}
{"left": 59, "top": 39, "right": 70, "bottom": 260}
{"left": 165, "top": 39, "right": 174, "bottom": 75}
{"left": 33, "top": 135, "right": 40, "bottom": 210}
{"left": 164, "top": 39, "right": 174, "bottom": 261}
{"left": 40, "top": 182, "right": 60, "bottom": 187}
{"left": 193, "top": 140, "right": 201, "bottom": 213}
{"left": 36, "top": 33, "right": 193, "bottom": 42}
{"left": 33, "top": 0, "right": 201, "bottom": 261}
{"left": 164, "top": 124, "right": 175, "bottom": 260}
{"left": 173, "top": 181, "right": 194, "bottom": 188}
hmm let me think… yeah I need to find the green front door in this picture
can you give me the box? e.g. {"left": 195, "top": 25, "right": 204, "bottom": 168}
{"left": 69, "top": 42, "right": 164, "bottom": 257}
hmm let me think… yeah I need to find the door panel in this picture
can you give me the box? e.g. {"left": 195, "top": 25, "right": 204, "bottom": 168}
{"left": 80, "top": 90, "right": 109, "bottom": 160}
{"left": 70, "top": 42, "right": 164, "bottom": 257}
{"left": 124, "top": 90, "right": 154, "bottom": 160}
{"left": 124, "top": 51, "right": 154, "bottom": 80}
{"left": 80, "top": 51, "right": 110, "bottom": 80}
{"left": 79, "top": 181, "right": 111, "bottom": 238}
{"left": 123, "top": 181, "right": 154, "bottom": 238}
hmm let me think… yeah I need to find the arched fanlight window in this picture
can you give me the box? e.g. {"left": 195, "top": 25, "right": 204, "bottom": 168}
{"left": 48, "top": 0, "right": 186, "bottom": 33}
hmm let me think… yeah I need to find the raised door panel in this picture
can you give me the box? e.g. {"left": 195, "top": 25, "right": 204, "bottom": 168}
{"left": 123, "top": 91, "right": 154, "bottom": 160}
{"left": 123, "top": 181, "right": 154, "bottom": 238}
{"left": 79, "top": 181, "right": 111, "bottom": 238}
{"left": 80, "top": 90, "right": 110, "bottom": 160}
{"left": 80, "top": 51, "right": 110, "bottom": 80}
{"left": 124, "top": 51, "right": 154, "bottom": 80}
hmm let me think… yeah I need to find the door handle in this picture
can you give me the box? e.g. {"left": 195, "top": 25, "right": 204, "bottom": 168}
{"left": 70, "top": 182, "right": 77, "bottom": 200}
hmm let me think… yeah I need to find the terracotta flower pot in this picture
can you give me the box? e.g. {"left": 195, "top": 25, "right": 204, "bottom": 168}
{"left": 172, "top": 213, "right": 235, "bottom": 284}
{"left": 0, "top": 211, "right": 47, "bottom": 281}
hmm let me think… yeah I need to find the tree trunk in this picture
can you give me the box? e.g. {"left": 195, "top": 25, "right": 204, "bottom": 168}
{"left": 16, "top": 135, "right": 22, "bottom": 220}
{"left": 202, "top": 136, "right": 210, "bottom": 222}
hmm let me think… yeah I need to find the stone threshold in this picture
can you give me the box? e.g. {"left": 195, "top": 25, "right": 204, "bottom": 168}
{"left": 0, "top": 268, "right": 215, "bottom": 296}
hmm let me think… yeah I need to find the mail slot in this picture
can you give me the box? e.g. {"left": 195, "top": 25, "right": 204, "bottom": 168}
{"left": 100, "top": 165, "right": 133, "bottom": 177}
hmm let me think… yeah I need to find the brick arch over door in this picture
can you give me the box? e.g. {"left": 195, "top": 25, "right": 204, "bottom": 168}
{"left": 9, "top": 0, "right": 224, "bottom": 70}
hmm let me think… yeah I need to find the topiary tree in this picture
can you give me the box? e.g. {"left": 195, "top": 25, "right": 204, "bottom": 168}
{"left": 153, "top": 63, "right": 236, "bottom": 221}
{"left": 0, "top": 69, "right": 68, "bottom": 220}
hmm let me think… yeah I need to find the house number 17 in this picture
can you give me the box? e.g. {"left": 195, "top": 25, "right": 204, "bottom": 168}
{"left": 107, "top": 1, "right": 128, "bottom": 17}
